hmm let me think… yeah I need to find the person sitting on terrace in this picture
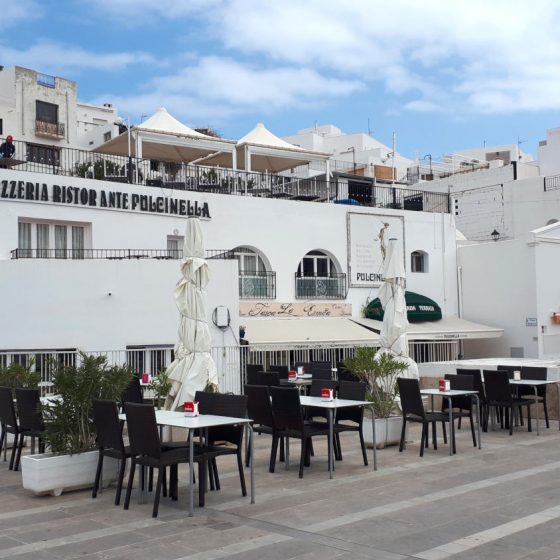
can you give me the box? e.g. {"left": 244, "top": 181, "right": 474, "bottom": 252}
{"left": 0, "top": 135, "right": 15, "bottom": 159}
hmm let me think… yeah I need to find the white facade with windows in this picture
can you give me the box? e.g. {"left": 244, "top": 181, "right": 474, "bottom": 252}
{"left": 0, "top": 66, "right": 120, "bottom": 153}
{"left": 0, "top": 167, "right": 458, "bottom": 360}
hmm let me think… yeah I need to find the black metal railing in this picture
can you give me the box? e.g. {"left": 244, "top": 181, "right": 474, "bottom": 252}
{"left": 239, "top": 271, "right": 276, "bottom": 299}
{"left": 544, "top": 174, "right": 560, "bottom": 191}
{"left": 0, "top": 137, "right": 450, "bottom": 214}
{"left": 294, "top": 273, "right": 347, "bottom": 300}
{"left": 10, "top": 248, "right": 237, "bottom": 260}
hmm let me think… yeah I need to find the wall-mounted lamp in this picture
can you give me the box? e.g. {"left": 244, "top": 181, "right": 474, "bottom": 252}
{"left": 491, "top": 229, "right": 500, "bottom": 242}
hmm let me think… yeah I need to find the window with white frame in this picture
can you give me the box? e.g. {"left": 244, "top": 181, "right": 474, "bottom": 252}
{"left": 166, "top": 235, "right": 183, "bottom": 259}
{"left": 297, "top": 250, "right": 336, "bottom": 278}
{"left": 296, "top": 250, "right": 345, "bottom": 299}
{"left": 233, "top": 246, "right": 275, "bottom": 299}
{"left": 411, "top": 250, "right": 428, "bottom": 273}
{"left": 18, "top": 219, "right": 90, "bottom": 258}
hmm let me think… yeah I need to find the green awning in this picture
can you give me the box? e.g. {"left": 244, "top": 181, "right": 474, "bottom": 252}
{"left": 365, "top": 291, "right": 442, "bottom": 323}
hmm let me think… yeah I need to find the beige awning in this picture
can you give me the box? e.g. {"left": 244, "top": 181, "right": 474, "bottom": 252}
{"left": 353, "top": 316, "right": 503, "bottom": 340}
{"left": 244, "top": 317, "right": 379, "bottom": 347}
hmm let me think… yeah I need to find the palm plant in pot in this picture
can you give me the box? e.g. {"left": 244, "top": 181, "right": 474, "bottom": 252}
{"left": 343, "top": 347, "right": 408, "bottom": 448}
{"left": 21, "top": 353, "right": 133, "bottom": 496}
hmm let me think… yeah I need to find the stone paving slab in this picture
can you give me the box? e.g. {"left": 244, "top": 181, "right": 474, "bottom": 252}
{"left": 2, "top": 422, "right": 560, "bottom": 559}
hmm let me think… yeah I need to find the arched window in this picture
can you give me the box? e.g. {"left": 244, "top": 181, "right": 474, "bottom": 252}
{"left": 546, "top": 219, "right": 558, "bottom": 226}
{"left": 411, "top": 250, "right": 428, "bottom": 273}
{"left": 296, "top": 251, "right": 345, "bottom": 299}
{"left": 297, "top": 250, "right": 337, "bottom": 278}
{"left": 233, "top": 247, "right": 275, "bottom": 299}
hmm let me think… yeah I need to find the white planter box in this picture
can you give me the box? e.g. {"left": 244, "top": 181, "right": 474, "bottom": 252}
{"left": 21, "top": 450, "right": 118, "bottom": 496}
{"left": 363, "top": 416, "right": 403, "bottom": 449}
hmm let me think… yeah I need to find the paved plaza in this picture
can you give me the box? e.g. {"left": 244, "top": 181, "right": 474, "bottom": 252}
{"left": 1, "top": 421, "right": 560, "bottom": 560}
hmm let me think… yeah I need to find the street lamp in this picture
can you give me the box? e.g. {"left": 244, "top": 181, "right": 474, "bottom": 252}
{"left": 423, "top": 154, "right": 432, "bottom": 177}
{"left": 115, "top": 117, "right": 132, "bottom": 183}
{"left": 491, "top": 229, "right": 500, "bottom": 242}
{"left": 344, "top": 147, "right": 356, "bottom": 173}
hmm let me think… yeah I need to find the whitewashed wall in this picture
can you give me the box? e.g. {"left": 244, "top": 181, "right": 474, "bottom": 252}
{"left": 0, "top": 258, "right": 239, "bottom": 352}
{"left": 0, "top": 168, "right": 458, "bottom": 352}
{"left": 459, "top": 239, "right": 538, "bottom": 359}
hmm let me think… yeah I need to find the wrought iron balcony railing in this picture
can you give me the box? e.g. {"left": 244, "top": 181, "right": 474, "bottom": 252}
{"left": 239, "top": 271, "right": 276, "bottom": 299}
{"left": 10, "top": 248, "right": 236, "bottom": 260}
{"left": 35, "top": 120, "right": 65, "bottom": 138}
{"left": 295, "top": 273, "right": 347, "bottom": 300}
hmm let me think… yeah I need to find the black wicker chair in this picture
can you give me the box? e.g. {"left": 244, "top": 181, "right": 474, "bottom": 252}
{"left": 14, "top": 388, "right": 45, "bottom": 471}
{"left": 0, "top": 386, "right": 20, "bottom": 470}
{"left": 124, "top": 402, "right": 209, "bottom": 517}
{"left": 484, "top": 370, "right": 533, "bottom": 435}
{"left": 397, "top": 377, "right": 449, "bottom": 457}
{"left": 92, "top": 399, "right": 132, "bottom": 505}
{"left": 333, "top": 380, "right": 369, "bottom": 465}
{"left": 269, "top": 386, "right": 330, "bottom": 477}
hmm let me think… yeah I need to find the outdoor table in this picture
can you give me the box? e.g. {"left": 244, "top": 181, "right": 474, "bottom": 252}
{"left": 299, "top": 396, "right": 377, "bottom": 478}
{"left": 508, "top": 379, "right": 560, "bottom": 436}
{"left": 420, "top": 389, "right": 481, "bottom": 456}
{"left": 282, "top": 374, "right": 313, "bottom": 394}
{"left": 120, "top": 410, "right": 254, "bottom": 516}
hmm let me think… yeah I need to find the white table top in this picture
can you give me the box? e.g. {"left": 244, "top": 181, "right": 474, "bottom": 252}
{"left": 509, "top": 379, "right": 558, "bottom": 386}
{"left": 119, "top": 410, "right": 252, "bottom": 429}
{"left": 285, "top": 378, "right": 313, "bottom": 385}
{"left": 299, "top": 396, "right": 371, "bottom": 409}
{"left": 420, "top": 389, "right": 479, "bottom": 397}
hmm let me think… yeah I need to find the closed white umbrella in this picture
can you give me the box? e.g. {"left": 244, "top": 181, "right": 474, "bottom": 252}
{"left": 165, "top": 218, "right": 218, "bottom": 410}
{"left": 377, "top": 238, "right": 418, "bottom": 378}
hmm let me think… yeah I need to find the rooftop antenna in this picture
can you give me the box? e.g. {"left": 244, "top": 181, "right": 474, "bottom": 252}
{"left": 517, "top": 135, "right": 526, "bottom": 161}
{"left": 314, "top": 120, "right": 318, "bottom": 132}
{"left": 367, "top": 118, "right": 372, "bottom": 136}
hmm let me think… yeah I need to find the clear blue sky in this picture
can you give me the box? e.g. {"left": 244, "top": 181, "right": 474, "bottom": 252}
{"left": 2, "top": 0, "right": 560, "bottom": 160}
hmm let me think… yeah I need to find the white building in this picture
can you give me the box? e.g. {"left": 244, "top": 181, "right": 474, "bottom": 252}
{"left": 0, "top": 65, "right": 120, "bottom": 155}
{"left": 284, "top": 124, "right": 412, "bottom": 183}
{"left": 404, "top": 130, "right": 560, "bottom": 360}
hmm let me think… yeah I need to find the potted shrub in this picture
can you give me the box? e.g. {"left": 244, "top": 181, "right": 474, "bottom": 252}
{"left": 21, "top": 353, "right": 133, "bottom": 496}
{"left": 148, "top": 370, "right": 172, "bottom": 409}
{"left": 0, "top": 360, "right": 40, "bottom": 390}
{"left": 343, "top": 347, "right": 408, "bottom": 448}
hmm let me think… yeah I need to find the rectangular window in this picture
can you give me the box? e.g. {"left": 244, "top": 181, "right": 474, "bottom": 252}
{"left": 18, "top": 222, "right": 31, "bottom": 257}
{"left": 55, "top": 225, "right": 67, "bottom": 258}
{"left": 103, "top": 131, "right": 111, "bottom": 142}
{"left": 72, "top": 226, "right": 84, "bottom": 259}
{"left": 27, "top": 143, "right": 60, "bottom": 166}
{"left": 36, "top": 223, "right": 49, "bottom": 258}
{"left": 167, "top": 236, "right": 183, "bottom": 259}
{"left": 36, "top": 100, "right": 58, "bottom": 124}
{"left": 0, "top": 118, "right": 3, "bottom": 136}
{"left": 17, "top": 220, "right": 90, "bottom": 259}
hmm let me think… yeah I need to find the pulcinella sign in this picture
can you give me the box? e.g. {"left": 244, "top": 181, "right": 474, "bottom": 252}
{"left": 0, "top": 178, "right": 211, "bottom": 219}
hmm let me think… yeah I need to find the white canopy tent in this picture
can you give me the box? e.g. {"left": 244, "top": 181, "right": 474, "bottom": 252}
{"left": 200, "top": 123, "right": 331, "bottom": 174}
{"left": 96, "top": 107, "right": 237, "bottom": 165}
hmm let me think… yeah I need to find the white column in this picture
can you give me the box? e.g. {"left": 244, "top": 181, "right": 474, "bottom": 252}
{"left": 135, "top": 133, "right": 143, "bottom": 184}
{"left": 231, "top": 147, "right": 237, "bottom": 171}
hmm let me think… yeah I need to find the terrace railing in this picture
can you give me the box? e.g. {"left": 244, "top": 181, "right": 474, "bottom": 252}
{"left": 0, "top": 340, "right": 459, "bottom": 397}
{"left": 0, "top": 137, "right": 449, "bottom": 214}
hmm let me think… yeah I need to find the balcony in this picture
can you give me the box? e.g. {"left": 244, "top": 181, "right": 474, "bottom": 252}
{"left": 10, "top": 248, "right": 236, "bottom": 260}
{"left": 35, "top": 120, "right": 65, "bottom": 139}
{"left": 295, "top": 273, "right": 347, "bottom": 300}
{"left": 239, "top": 271, "right": 276, "bottom": 299}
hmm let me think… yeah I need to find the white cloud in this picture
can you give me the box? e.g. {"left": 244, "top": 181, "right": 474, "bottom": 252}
{"left": 0, "top": 2, "right": 41, "bottom": 30}
{"left": 0, "top": 41, "right": 156, "bottom": 75}
{"left": 93, "top": 56, "right": 364, "bottom": 125}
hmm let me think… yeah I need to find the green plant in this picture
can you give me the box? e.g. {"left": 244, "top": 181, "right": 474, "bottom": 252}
{"left": 42, "top": 353, "right": 133, "bottom": 455}
{"left": 148, "top": 370, "right": 172, "bottom": 409}
{"left": 343, "top": 347, "right": 408, "bottom": 418}
{"left": 0, "top": 360, "right": 40, "bottom": 389}
{"left": 74, "top": 159, "right": 121, "bottom": 180}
